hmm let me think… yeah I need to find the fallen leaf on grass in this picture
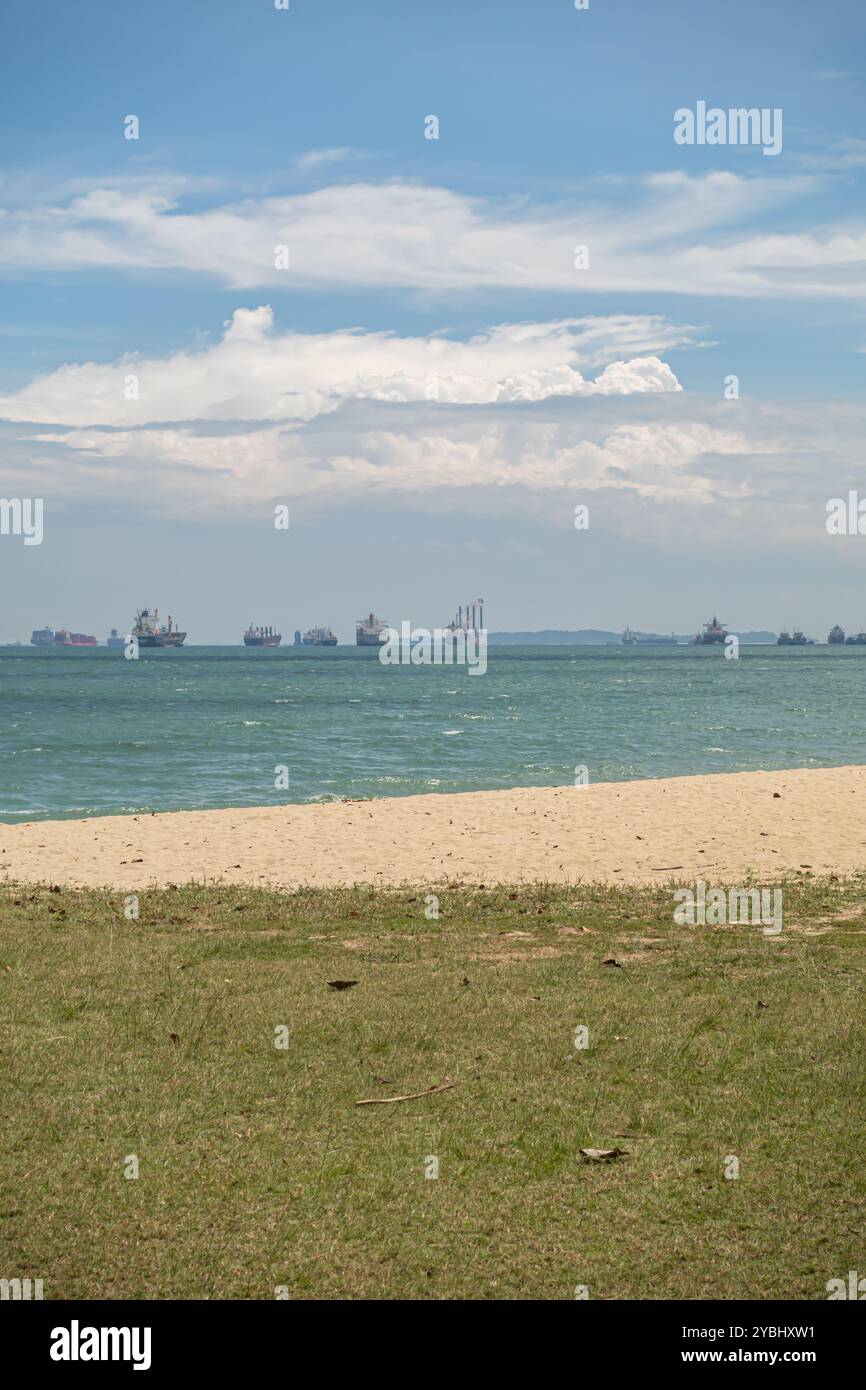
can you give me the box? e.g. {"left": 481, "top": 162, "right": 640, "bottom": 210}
{"left": 580, "top": 1147, "right": 628, "bottom": 1162}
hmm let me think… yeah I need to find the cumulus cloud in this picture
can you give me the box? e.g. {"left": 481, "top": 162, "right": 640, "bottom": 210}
{"left": 0, "top": 172, "right": 862, "bottom": 298}
{"left": 1, "top": 307, "right": 860, "bottom": 554}
{"left": 7, "top": 389, "right": 863, "bottom": 556}
{"left": 0, "top": 309, "right": 692, "bottom": 427}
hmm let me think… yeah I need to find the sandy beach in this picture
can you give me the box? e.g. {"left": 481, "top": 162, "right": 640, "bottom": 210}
{"left": 1, "top": 765, "right": 865, "bottom": 889}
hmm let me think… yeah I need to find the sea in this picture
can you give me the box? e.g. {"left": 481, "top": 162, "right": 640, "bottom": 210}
{"left": 2, "top": 643, "right": 865, "bottom": 823}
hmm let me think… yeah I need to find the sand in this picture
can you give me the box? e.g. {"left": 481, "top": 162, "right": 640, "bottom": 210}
{"left": 1, "top": 765, "right": 865, "bottom": 890}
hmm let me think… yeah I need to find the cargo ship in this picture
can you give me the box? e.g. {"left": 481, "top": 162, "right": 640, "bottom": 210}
{"left": 30, "top": 627, "right": 55, "bottom": 646}
{"left": 778, "top": 630, "right": 814, "bottom": 646}
{"left": 845, "top": 631, "right": 866, "bottom": 646}
{"left": 828, "top": 625, "right": 845, "bottom": 645}
{"left": 356, "top": 613, "right": 388, "bottom": 646}
{"left": 302, "top": 625, "right": 338, "bottom": 646}
{"left": 54, "top": 629, "right": 97, "bottom": 647}
{"left": 693, "top": 616, "right": 728, "bottom": 645}
{"left": 622, "top": 627, "right": 677, "bottom": 646}
{"left": 132, "top": 607, "right": 187, "bottom": 648}
{"left": 106, "top": 628, "right": 125, "bottom": 649}
{"left": 244, "top": 624, "right": 281, "bottom": 647}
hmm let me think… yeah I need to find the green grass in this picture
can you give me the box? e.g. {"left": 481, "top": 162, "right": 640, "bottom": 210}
{"left": 1, "top": 876, "right": 865, "bottom": 1300}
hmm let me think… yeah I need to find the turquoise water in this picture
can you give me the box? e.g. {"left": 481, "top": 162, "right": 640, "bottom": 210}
{"left": 2, "top": 643, "right": 866, "bottom": 822}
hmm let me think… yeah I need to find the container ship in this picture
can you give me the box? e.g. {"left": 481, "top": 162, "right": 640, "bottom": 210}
{"left": 30, "top": 627, "right": 55, "bottom": 646}
{"left": 622, "top": 627, "right": 677, "bottom": 646}
{"left": 244, "top": 624, "right": 281, "bottom": 647}
{"left": 356, "top": 613, "right": 387, "bottom": 646}
{"left": 31, "top": 627, "right": 97, "bottom": 647}
{"left": 302, "top": 625, "right": 338, "bottom": 646}
{"left": 693, "top": 616, "right": 728, "bottom": 645}
{"left": 132, "top": 607, "right": 186, "bottom": 648}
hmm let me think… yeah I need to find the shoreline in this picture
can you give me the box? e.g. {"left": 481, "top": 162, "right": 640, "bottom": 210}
{"left": 2, "top": 765, "right": 865, "bottom": 889}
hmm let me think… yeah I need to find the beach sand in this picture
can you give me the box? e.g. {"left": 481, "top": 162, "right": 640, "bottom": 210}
{"left": 1, "top": 765, "right": 865, "bottom": 889}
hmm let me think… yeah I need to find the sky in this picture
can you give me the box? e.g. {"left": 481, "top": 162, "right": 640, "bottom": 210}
{"left": 0, "top": 0, "right": 864, "bottom": 642}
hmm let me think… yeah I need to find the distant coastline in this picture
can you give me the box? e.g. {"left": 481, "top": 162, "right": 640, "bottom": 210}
{"left": 488, "top": 629, "right": 779, "bottom": 645}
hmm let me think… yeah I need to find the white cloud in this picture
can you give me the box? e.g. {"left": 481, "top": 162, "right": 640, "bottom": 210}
{"left": 294, "top": 148, "right": 353, "bottom": 173}
{"left": 8, "top": 390, "right": 863, "bottom": 556}
{"left": 0, "top": 308, "right": 692, "bottom": 427}
{"left": 0, "top": 172, "right": 861, "bottom": 298}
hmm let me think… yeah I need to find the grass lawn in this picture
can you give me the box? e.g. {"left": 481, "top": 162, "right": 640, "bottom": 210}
{"left": 1, "top": 875, "right": 865, "bottom": 1300}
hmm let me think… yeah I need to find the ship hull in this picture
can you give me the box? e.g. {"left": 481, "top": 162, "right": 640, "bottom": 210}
{"left": 356, "top": 633, "right": 386, "bottom": 646}
{"left": 244, "top": 636, "right": 281, "bottom": 646}
{"left": 302, "top": 638, "right": 338, "bottom": 646}
{"left": 135, "top": 634, "right": 187, "bottom": 647}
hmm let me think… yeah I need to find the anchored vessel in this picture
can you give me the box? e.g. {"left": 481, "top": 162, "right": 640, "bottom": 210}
{"left": 693, "top": 616, "right": 729, "bottom": 645}
{"left": 778, "top": 630, "right": 814, "bottom": 646}
{"left": 106, "top": 628, "right": 125, "bottom": 649}
{"left": 244, "top": 624, "right": 281, "bottom": 647}
{"left": 828, "top": 625, "right": 845, "bottom": 645}
{"left": 356, "top": 613, "right": 388, "bottom": 646}
{"left": 54, "top": 629, "right": 97, "bottom": 647}
{"left": 622, "top": 627, "right": 678, "bottom": 646}
{"left": 445, "top": 598, "right": 485, "bottom": 639}
{"left": 132, "top": 608, "right": 187, "bottom": 648}
{"left": 302, "top": 625, "right": 338, "bottom": 646}
{"left": 30, "top": 627, "right": 55, "bottom": 646}
{"left": 845, "top": 631, "right": 866, "bottom": 646}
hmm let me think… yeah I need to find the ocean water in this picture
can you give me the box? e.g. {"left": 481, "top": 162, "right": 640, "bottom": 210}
{"left": 2, "top": 643, "right": 866, "bottom": 822}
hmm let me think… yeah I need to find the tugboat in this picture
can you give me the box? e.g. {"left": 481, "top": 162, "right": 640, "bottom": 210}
{"left": 244, "top": 624, "right": 281, "bottom": 647}
{"left": 356, "top": 613, "right": 388, "bottom": 646}
{"left": 693, "top": 616, "right": 729, "bottom": 645}
{"left": 302, "top": 625, "right": 338, "bottom": 646}
{"left": 132, "top": 608, "right": 187, "bottom": 648}
{"left": 777, "top": 630, "right": 792, "bottom": 645}
{"left": 828, "top": 625, "right": 845, "bottom": 645}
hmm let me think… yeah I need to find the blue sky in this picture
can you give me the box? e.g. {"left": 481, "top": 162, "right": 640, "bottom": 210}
{"left": 0, "top": 0, "right": 864, "bottom": 640}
